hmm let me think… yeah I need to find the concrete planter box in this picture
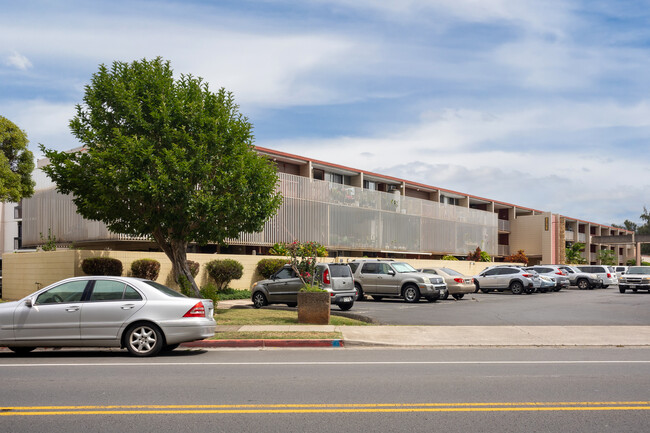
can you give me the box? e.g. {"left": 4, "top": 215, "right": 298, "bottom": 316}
{"left": 297, "top": 291, "right": 330, "bottom": 325}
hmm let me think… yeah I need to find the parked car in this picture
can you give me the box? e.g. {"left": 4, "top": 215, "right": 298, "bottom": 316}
{"left": 612, "top": 266, "right": 628, "bottom": 279}
{"left": 251, "top": 263, "right": 356, "bottom": 310}
{"left": 347, "top": 259, "right": 444, "bottom": 303}
{"left": 576, "top": 265, "right": 618, "bottom": 288}
{"left": 524, "top": 265, "right": 570, "bottom": 291}
{"left": 0, "top": 276, "right": 216, "bottom": 356}
{"left": 538, "top": 275, "right": 557, "bottom": 292}
{"left": 418, "top": 267, "right": 474, "bottom": 300}
{"left": 473, "top": 266, "right": 541, "bottom": 294}
{"left": 556, "top": 265, "right": 601, "bottom": 290}
{"left": 618, "top": 266, "right": 650, "bottom": 293}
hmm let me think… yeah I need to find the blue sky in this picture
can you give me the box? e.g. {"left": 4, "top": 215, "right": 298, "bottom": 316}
{"left": 1, "top": 0, "right": 649, "bottom": 227}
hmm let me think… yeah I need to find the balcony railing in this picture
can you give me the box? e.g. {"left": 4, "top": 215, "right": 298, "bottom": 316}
{"left": 498, "top": 219, "right": 510, "bottom": 232}
{"left": 498, "top": 245, "right": 509, "bottom": 256}
{"left": 578, "top": 233, "right": 586, "bottom": 242}
{"left": 565, "top": 231, "right": 575, "bottom": 241}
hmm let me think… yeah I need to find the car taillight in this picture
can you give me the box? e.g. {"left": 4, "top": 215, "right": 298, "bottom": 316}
{"left": 323, "top": 268, "right": 330, "bottom": 284}
{"left": 523, "top": 273, "right": 533, "bottom": 278}
{"left": 183, "top": 302, "right": 206, "bottom": 318}
{"left": 453, "top": 278, "right": 464, "bottom": 283}
{"left": 555, "top": 271, "right": 563, "bottom": 275}
{"left": 607, "top": 273, "right": 612, "bottom": 278}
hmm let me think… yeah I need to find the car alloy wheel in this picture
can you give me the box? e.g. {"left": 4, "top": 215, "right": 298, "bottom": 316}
{"left": 253, "top": 292, "right": 267, "bottom": 309}
{"left": 126, "top": 324, "right": 163, "bottom": 357}
{"left": 510, "top": 281, "right": 524, "bottom": 295}
{"left": 403, "top": 285, "right": 420, "bottom": 303}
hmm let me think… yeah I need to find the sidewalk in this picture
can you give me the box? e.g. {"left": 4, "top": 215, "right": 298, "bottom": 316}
{"left": 193, "top": 299, "right": 650, "bottom": 348}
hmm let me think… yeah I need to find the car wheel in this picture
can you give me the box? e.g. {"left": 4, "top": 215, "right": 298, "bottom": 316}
{"left": 577, "top": 279, "right": 589, "bottom": 290}
{"left": 480, "top": 288, "right": 491, "bottom": 293}
{"left": 403, "top": 285, "right": 421, "bottom": 303}
{"left": 539, "top": 287, "right": 547, "bottom": 293}
{"left": 372, "top": 295, "right": 383, "bottom": 301}
{"left": 524, "top": 286, "right": 534, "bottom": 294}
{"left": 338, "top": 301, "right": 354, "bottom": 311}
{"left": 355, "top": 283, "right": 365, "bottom": 301}
{"left": 474, "top": 283, "right": 480, "bottom": 293}
{"left": 619, "top": 287, "right": 626, "bottom": 293}
{"left": 601, "top": 285, "right": 609, "bottom": 289}
{"left": 451, "top": 293, "right": 464, "bottom": 300}
{"left": 8, "top": 347, "right": 36, "bottom": 355}
{"left": 510, "top": 281, "right": 524, "bottom": 295}
{"left": 286, "top": 302, "right": 297, "bottom": 307}
{"left": 252, "top": 292, "right": 267, "bottom": 309}
{"left": 124, "top": 323, "right": 163, "bottom": 357}
{"left": 439, "top": 291, "right": 449, "bottom": 300}
{"left": 162, "top": 343, "right": 180, "bottom": 352}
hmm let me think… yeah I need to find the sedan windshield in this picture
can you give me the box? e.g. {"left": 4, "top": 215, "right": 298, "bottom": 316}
{"left": 143, "top": 281, "right": 188, "bottom": 298}
{"left": 392, "top": 262, "right": 418, "bottom": 273}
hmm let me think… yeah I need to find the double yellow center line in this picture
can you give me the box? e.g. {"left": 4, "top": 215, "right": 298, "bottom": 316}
{"left": 1, "top": 401, "right": 649, "bottom": 416}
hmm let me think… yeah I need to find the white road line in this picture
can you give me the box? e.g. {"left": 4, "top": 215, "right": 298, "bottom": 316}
{"left": 1, "top": 360, "right": 649, "bottom": 367}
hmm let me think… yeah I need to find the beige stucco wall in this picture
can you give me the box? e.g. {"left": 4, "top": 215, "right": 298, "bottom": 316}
{"left": 509, "top": 213, "right": 554, "bottom": 263}
{"left": 1, "top": 250, "right": 500, "bottom": 300}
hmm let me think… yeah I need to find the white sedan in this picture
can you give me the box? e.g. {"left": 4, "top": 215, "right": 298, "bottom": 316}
{"left": 0, "top": 276, "right": 216, "bottom": 356}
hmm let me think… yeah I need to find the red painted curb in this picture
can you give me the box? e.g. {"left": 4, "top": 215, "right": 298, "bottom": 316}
{"left": 181, "top": 339, "right": 344, "bottom": 348}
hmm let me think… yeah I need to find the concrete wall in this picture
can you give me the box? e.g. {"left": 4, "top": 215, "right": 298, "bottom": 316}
{"left": 1, "top": 250, "right": 501, "bottom": 301}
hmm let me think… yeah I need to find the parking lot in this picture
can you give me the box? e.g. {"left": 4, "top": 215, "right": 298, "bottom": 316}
{"left": 348, "top": 287, "right": 650, "bottom": 326}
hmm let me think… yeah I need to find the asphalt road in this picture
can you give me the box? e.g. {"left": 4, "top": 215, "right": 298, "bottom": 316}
{"left": 1, "top": 347, "right": 649, "bottom": 432}
{"left": 347, "top": 287, "right": 650, "bottom": 325}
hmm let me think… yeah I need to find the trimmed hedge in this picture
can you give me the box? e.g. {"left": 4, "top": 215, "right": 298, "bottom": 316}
{"left": 130, "top": 259, "right": 161, "bottom": 280}
{"left": 205, "top": 259, "right": 244, "bottom": 291}
{"left": 82, "top": 257, "right": 123, "bottom": 276}
{"left": 256, "top": 258, "right": 289, "bottom": 279}
{"left": 186, "top": 260, "right": 200, "bottom": 278}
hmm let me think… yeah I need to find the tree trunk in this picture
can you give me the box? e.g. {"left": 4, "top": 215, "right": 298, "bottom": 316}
{"left": 151, "top": 229, "right": 201, "bottom": 297}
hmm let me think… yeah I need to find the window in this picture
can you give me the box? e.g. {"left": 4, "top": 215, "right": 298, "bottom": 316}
{"left": 275, "top": 267, "right": 296, "bottom": 279}
{"left": 361, "top": 263, "right": 379, "bottom": 274}
{"left": 363, "top": 180, "right": 377, "bottom": 190}
{"left": 328, "top": 264, "right": 352, "bottom": 278}
{"left": 124, "top": 287, "right": 143, "bottom": 300}
{"left": 90, "top": 280, "right": 127, "bottom": 301}
{"left": 36, "top": 281, "right": 87, "bottom": 305}
{"left": 143, "top": 281, "right": 186, "bottom": 298}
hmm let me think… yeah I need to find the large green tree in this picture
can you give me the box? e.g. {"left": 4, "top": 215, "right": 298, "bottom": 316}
{"left": 565, "top": 242, "right": 587, "bottom": 264}
{"left": 0, "top": 116, "right": 35, "bottom": 202}
{"left": 41, "top": 58, "right": 282, "bottom": 296}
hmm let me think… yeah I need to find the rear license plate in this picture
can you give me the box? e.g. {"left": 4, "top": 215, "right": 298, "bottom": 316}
{"left": 341, "top": 297, "right": 352, "bottom": 302}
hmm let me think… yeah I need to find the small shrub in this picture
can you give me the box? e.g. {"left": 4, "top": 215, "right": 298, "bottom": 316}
{"left": 480, "top": 251, "right": 491, "bottom": 262}
{"left": 256, "top": 258, "right": 289, "bottom": 278}
{"left": 214, "top": 288, "right": 252, "bottom": 300}
{"left": 186, "top": 260, "right": 200, "bottom": 278}
{"left": 205, "top": 259, "right": 244, "bottom": 291}
{"left": 442, "top": 255, "right": 459, "bottom": 261}
{"left": 199, "top": 283, "right": 220, "bottom": 306}
{"left": 82, "top": 257, "right": 123, "bottom": 276}
{"left": 130, "top": 259, "right": 160, "bottom": 280}
{"left": 505, "top": 249, "right": 529, "bottom": 266}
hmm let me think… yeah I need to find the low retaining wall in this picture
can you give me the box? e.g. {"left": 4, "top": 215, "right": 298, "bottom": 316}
{"left": 1, "top": 250, "right": 498, "bottom": 300}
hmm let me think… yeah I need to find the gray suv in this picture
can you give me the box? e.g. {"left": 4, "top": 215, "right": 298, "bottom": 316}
{"left": 251, "top": 263, "right": 356, "bottom": 310}
{"left": 556, "top": 265, "right": 601, "bottom": 290}
{"left": 524, "top": 266, "right": 570, "bottom": 292}
{"left": 348, "top": 259, "right": 445, "bottom": 303}
{"left": 474, "top": 266, "right": 541, "bottom": 294}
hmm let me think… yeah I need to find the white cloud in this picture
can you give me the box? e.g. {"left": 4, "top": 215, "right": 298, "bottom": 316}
{"left": 5, "top": 51, "right": 32, "bottom": 70}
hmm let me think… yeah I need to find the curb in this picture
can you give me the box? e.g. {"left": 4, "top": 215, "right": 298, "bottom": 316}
{"left": 181, "top": 339, "right": 345, "bottom": 348}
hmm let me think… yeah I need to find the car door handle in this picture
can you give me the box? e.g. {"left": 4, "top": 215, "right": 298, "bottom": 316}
{"left": 66, "top": 306, "right": 80, "bottom": 312}
{"left": 121, "top": 304, "right": 136, "bottom": 310}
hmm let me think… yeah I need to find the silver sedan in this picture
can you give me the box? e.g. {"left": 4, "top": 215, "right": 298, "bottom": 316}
{"left": 0, "top": 276, "right": 216, "bottom": 356}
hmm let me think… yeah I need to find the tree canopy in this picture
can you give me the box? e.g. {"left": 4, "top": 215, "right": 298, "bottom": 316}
{"left": 0, "top": 115, "right": 35, "bottom": 202}
{"left": 614, "top": 207, "right": 650, "bottom": 255}
{"left": 41, "top": 57, "right": 282, "bottom": 295}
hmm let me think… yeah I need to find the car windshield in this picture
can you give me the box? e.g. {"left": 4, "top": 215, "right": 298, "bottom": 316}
{"left": 392, "top": 262, "right": 417, "bottom": 273}
{"left": 628, "top": 267, "right": 650, "bottom": 275}
{"left": 440, "top": 268, "right": 463, "bottom": 277}
{"left": 143, "top": 281, "right": 187, "bottom": 298}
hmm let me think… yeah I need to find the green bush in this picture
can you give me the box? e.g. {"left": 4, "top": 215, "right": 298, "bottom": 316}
{"left": 205, "top": 259, "right": 244, "bottom": 290}
{"left": 206, "top": 286, "right": 251, "bottom": 300}
{"left": 186, "top": 260, "right": 200, "bottom": 277}
{"left": 81, "top": 257, "right": 123, "bottom": 276}
{"left": 256, "top": 258, "right": 289, "bottom": 278}
{"left": 130, "top": 259, "right": 161, "bottom": 280}
{"left": 442, "top": 255, "right": 459, "bottom": 261}
{"left": 199, "top": 283, "right": 220, "bottom": 306}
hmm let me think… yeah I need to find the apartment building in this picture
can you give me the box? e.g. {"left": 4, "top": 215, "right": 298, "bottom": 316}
{"left": 13, "top": 146, "right": 636, "bottom": 265}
